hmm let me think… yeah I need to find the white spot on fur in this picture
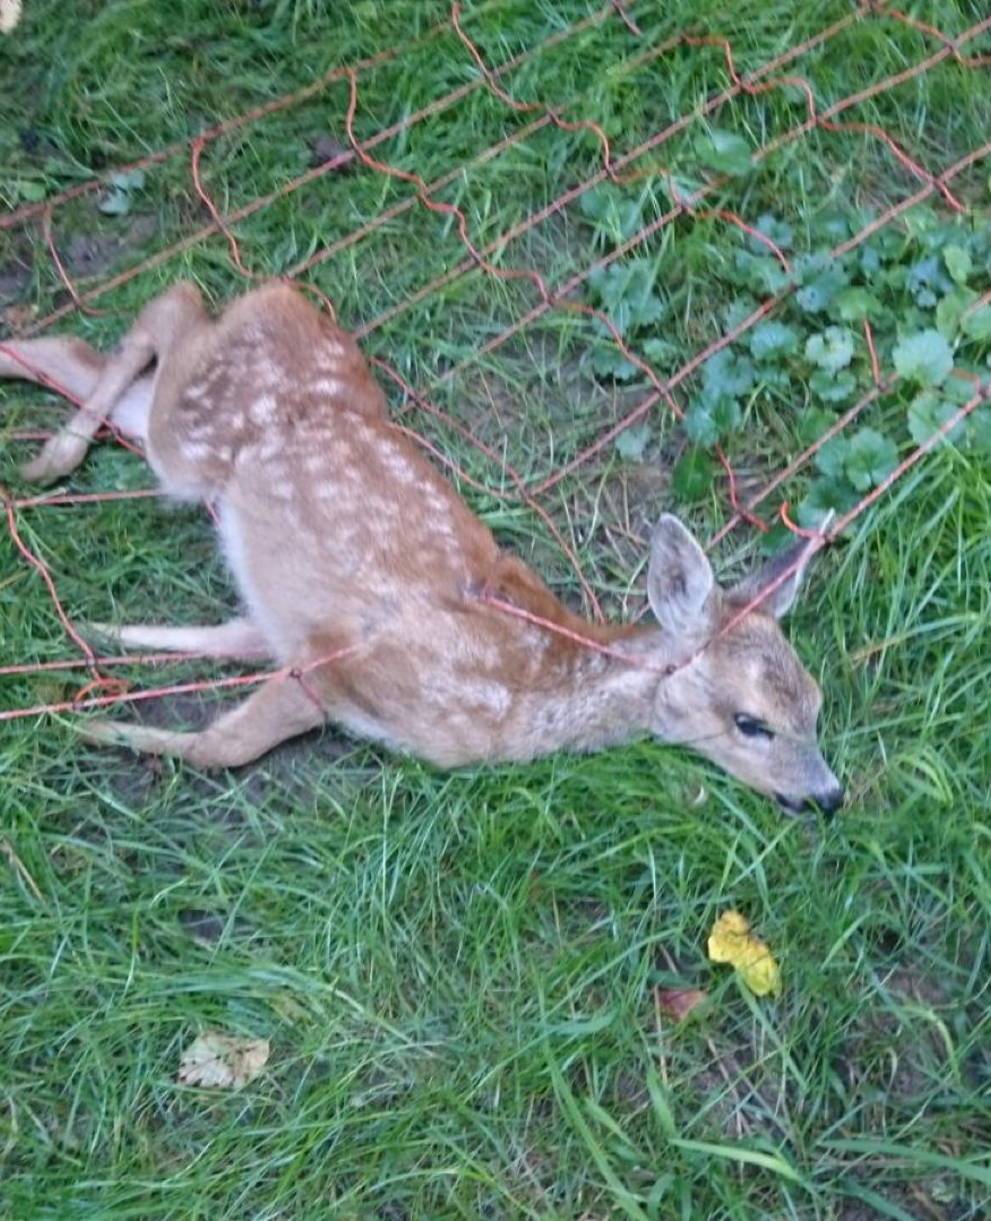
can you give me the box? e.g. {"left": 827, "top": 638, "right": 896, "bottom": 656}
{"left": 471, "top": 681, "right": 511, "bottom": 717}
{"left": 242, "top": 437, "right": 282, "bottom": 462}
{"left": 254, "top": 358, "right": 284, "bottom": 386}
{"left": 248, "top": 394, "right": 278, "bottom": 424}
{"left": 311, "top": 377, "right": 344, "bottom": 396}
{"left": 181, "top": 440, "right": 214, "bottom": 460}
{"left": 268, "top": 479, "right": 296, "bottom": 500}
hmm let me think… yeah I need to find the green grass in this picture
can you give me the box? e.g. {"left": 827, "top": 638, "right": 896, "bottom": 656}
{"left": 3, "top": 1, "right": 991, "bottom": 1217}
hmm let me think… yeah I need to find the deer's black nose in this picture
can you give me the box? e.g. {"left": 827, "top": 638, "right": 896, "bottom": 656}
{"left": 813, "top": 786, "right": 845, "bottom": 816}
{"left": 775, "top": 787, "right": 845, "bottom": 817}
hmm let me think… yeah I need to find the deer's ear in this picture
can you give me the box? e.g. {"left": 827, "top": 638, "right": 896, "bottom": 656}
{"left": 647, "top": 515, "right": 718, "bottom": 637}
{"left": 729, "top": 531, "right": 822, "bottom": 619}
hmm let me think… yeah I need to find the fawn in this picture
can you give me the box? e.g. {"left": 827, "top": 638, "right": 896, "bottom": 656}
{"left": 2, "top": 282, "right": 843, "bottom": 813}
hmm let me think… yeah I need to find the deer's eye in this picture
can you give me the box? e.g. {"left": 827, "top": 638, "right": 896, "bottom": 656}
{"left": 734, "top": 713, "right": 774, "bottom": 740}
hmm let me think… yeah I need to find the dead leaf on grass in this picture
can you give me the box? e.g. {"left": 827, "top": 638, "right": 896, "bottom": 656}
{"left": 177, "top": 1031, "right": 270, "bottom": 1089}
{"left": 1, "top": 0, "right": 22, "bottom": 34}
{"left": 707, "top": 909, "right": 781, "bottom": 997}
{"left": 656, "top": 987, "right": 708, "bottom": 1022}
{"left": 309, "top": 134, "right": 354, "bottom": 170}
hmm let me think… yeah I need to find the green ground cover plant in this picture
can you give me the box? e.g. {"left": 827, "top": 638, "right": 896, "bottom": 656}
{"left": 2, "top": 1, "right": 990, "bottom": 1217}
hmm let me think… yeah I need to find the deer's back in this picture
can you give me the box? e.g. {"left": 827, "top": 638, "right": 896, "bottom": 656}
{"left": 151, "top": 284, "right": 511, "bottom": 664}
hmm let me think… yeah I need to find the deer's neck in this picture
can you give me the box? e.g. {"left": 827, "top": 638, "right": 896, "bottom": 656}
{"left": 507, "top": 623, "right": 669, "bottom": 760}
{"left": 458, "top": 554, "right": 675, "bottom": 763}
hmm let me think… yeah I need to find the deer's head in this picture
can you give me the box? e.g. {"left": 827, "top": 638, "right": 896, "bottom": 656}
{"left": 646, "top": 515, "right": 843, "bottom": 815}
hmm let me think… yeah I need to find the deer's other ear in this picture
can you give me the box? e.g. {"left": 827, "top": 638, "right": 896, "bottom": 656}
{"left": 729, "top": 531, "right": 823, "bottom": 619}
{"left": 647, "top": 515, "right": 718, "bottom": 637}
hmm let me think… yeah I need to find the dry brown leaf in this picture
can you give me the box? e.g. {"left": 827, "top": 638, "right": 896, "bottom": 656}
{"left": 656, "top": 986, "right": 708, "bottom": 1022}
{"left": 309, "top": 134, "right": 354, "bottom": 171}
{"left": 0, "top": 0, "right": 22, "bottom": 34}
{"left": 177, "top": 1031, "right": 270, "bottom": 1089}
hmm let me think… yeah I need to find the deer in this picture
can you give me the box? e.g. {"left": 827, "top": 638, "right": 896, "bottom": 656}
{"left": 1, "top": 281, "right": 844, "bottom": 814}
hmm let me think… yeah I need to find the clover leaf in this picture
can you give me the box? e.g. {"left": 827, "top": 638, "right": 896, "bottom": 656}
{"left": 962, "top": 305, "right": 991, "bottom": 342}
{"left": 590, "top": 343, "right": 639, "bottom": 381}
{"left": 844, "top": 427, "right": 898, "bottom": 491}
{"left": 805, "top": 327, "right": 854, "bottom": 373}
{"left": 749, "top": 321, "right": 798, "bottom": 362}
{"left": 936, "top": 286, "right": 978, "bottom": 338}
{"left": 907, "top": 391, "right": 965, "bottom": 446}
{"left": 809, "top": 369, "right": 857, "bottom": 403}
{"left": 832, "top": 286, "right": 881, "bottom": 322}
{"left": 702, "top": 349, "right": 754, "bottom": 399}
{"left": 814, "top": 436, "right": 850, "bottom": 477}
{"left": 588, "top": 260, "right": 665, "bottom": 336}
{"left": 614, "top": 422, "right": 651, "bottom": 462}
{"left": 796, "top": 266, "right": 849, "bottom": 313}
{"left": 685, "top": 393, "right": 741, "bottom": 447}
{"left": 942, "top": 243, "right": 973, "bottom": 285}
{"left": 643, "top": 336, "right": 677, "bottom": 365}
{"left": 907, "top": 254, "right": 952, "bottom": 307}
{"left": 797, "top": 476, "right": 859, "bottom": 529}
{"left": 733, "top": 251, "right": 794, "bottom": 295}
{"left": 749, "top": 213, "right": 794, "bottom": 253}
{"left": 723, "top": 297, "right": 758, "bottom": 331}
{"left": 892, "top": 328, "right": 953, "bottom": 386}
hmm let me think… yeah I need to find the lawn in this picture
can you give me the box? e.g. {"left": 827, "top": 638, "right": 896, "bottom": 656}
{"left": 2, "top": 1, "right": 991, "bottom": 1217}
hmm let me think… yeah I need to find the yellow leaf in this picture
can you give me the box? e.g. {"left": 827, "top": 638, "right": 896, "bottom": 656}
{"left": 707, "top": 909, "right": 781, "bottom": 997}
{"left": 177, "top": 1031, "right": 270, "bottom": 1089}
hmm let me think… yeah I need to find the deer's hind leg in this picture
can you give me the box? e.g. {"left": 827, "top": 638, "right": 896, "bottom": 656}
{"left": 17, "top": 283, "right": 206, "bottom": 485}
{"left": 82, "top": 671, "right": 325, "bottom": 768}
{"left": 84, "top": 617, "right": 270, "bottom": 661}
{"left": 2, "top": 335, "right": 154, "bottom": 451}
{"left": 1, "top": 335, "right": 105, "bottom": 399}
